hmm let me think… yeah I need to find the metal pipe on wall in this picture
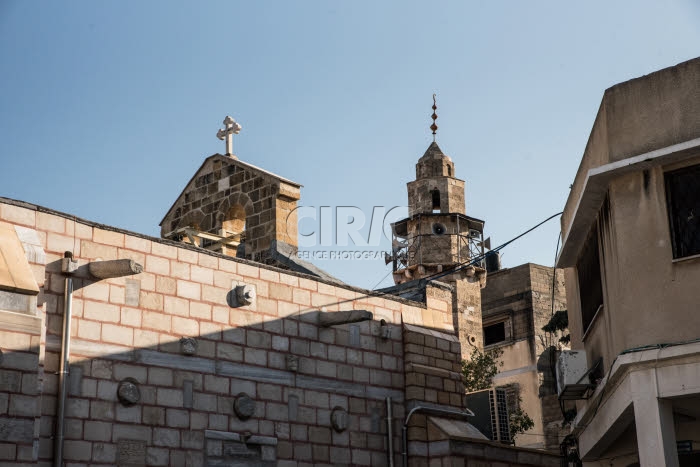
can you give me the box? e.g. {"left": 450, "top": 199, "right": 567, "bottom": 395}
{"left": 386, "top": 397, "right": 394, "bottom": 467}
{"left": 54, "top": 255, "right": 142, "bottom": 467}
{"left": 54, "top": 252, "right": 75, "bottom": 467}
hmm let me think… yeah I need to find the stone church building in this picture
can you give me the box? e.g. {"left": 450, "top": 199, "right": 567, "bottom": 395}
{"left": 0, "top": 116, "right": 562, "bottom": 466}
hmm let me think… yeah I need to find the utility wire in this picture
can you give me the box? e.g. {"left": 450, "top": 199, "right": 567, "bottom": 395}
{"left": 298, "top": 210, "right": 565, "bottom": 314}
{"left": 375, "top": 211, "right": 564, "bottom": 293}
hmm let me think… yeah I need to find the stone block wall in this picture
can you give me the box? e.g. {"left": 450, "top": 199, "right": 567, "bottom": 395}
{"left": 402, "top": 324, "right": 465, "bottom": 467}
{"left": 407, "top": 178, "right": 466, "bottom": 216}
{"left": 0, "top": 199, "right": 467, "bottom": 467}
{"left": 529, "top": 264, "right": 566, "bottom": 357}
{"left": 0, "top": 204, "right": 49, "bottom": 466}
{"left": 481, "top": 264, "right": 534, "bottom": 343}
{"left": 403, "top": 324, "right": 464, "bottom": 410}
{"left": 451, "top": 278, "right": 485, "bottom": 360}
{"left": 0, "top": 316, "right": 43, "bottom": 465}
{"left": 480, "top": 263, "right": 567, "bottom": 452}
{"left": 160, "top": 155, "right": 301, "bottom": 262}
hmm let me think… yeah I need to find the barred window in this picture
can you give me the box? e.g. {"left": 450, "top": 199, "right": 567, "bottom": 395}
{"left": 665, "top": 164, "right": 700, "bottom": 259}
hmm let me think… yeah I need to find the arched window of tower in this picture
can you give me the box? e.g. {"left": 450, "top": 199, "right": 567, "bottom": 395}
{"left": 447, "top": 165, "right": 451, "bottom": 177}
{"left": 432, "top": 190, "right": 441, "bottom": 212}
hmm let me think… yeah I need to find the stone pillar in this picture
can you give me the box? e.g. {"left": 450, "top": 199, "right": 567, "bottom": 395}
{"left": 450, "top": 277, "right": 484, "bottom": 360}
{"left": 633, "top": 397, "right": 679, "bottom": 467}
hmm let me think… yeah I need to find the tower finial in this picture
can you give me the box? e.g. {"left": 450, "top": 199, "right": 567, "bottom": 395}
{"left": 430, "top": 94, "right": 438, "bottom": 142}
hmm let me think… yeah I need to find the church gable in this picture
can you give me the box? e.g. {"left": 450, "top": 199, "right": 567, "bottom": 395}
{"left": 160, "top": 153, "right": 301, "bottom": 260}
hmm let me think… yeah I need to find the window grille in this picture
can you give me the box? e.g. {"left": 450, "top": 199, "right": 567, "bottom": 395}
{"left": 665, "top": 164, "right": 700, "bottom": 259}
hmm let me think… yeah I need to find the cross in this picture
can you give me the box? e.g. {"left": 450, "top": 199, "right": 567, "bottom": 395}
{"left": 216, "top": 116, "right": 242, "bottom": 156}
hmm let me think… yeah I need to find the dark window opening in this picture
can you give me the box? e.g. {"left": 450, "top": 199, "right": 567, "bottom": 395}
{"left": 665, "top": 164, "right": 700, "bottom": 259}
{"left": 432, "top": 190, "right": 441, "bottom": 211}
{"left": 447, "top": 166, "right": 452, "bottom": 177}
{"left": 484, "top": 321, "right": 506, "bottom": 346}
{"left": 577, "top": 223, "right": 603, "bottom": 334}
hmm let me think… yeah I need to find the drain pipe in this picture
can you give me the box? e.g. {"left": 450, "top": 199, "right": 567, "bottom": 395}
{"left": 54, "top": 252, "right": 77, "bottom": 467}
{"left": 54, "top": 257, "right": 142, "bottom": 467}
{"left": 401, "top": 405, "right": 475, "bottom": 467}
{"left": 386, "top": 397, "right": 394, "bottom": 467}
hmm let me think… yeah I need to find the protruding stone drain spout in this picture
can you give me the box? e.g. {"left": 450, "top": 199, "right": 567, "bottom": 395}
{"left": 89, "top": 258, "right": 143, "bottom": 279}
{"left": 317, "top": 309, "right": 373, "bottom": 327}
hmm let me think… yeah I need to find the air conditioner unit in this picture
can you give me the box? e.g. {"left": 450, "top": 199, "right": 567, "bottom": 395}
{"left": 556, "top": 350, "right": 591, "bottom": 399}
{"left": 465, "top": 388, "right": 511, "bottom": 443}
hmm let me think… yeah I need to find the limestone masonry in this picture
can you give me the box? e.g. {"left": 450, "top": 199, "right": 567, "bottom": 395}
{"left": 0, "top": 133, "right": 562, "bottom": 466}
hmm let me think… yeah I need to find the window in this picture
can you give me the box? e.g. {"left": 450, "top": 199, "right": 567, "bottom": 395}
{"left": 665, "top": 164, "right": 700, "bottom": 259}
{"left": 484, "top": 321, "right": 506, "bottom": 346}
{"left": 577, "top": 223, "right": 603, "bottom": 334}
{"left": 431, "top": 190, "right": 441, "bottom": 211}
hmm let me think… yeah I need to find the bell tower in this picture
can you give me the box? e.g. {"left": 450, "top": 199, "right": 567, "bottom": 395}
{"left": 389, "top": 97, "right": 487, "bottom": 355}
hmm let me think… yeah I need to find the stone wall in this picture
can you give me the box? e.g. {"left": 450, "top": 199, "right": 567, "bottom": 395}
{"left": 160, "top": 155, "right": 301, "bottom": 262}
{"left": 0, "top": 199, "right": 459, "bottom": 467}
{"left": 480, "top": 263, "right": 567, "bottom": 452}
{"left": 0, "top": 198, "right": 566, "bottom": 466}
{"left": 0, "top": 204, "right": 49, "bottom": 465}
{"left": 452, "top": 278, "right": 484, "bottom": 359}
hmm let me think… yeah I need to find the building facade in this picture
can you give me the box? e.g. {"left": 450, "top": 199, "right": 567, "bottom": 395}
{"left": 0, "top": 133, "right": 562, "bottom": 466}
{"left": 557, "top": 57, "right": 700, "bottom": 466}
{"left": 480, "top": 263, "right": 568, "bottom": 451}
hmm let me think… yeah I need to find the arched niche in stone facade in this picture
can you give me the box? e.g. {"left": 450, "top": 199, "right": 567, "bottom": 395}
{"left": 216, "top": 191, "right": 254, "bottom": 257}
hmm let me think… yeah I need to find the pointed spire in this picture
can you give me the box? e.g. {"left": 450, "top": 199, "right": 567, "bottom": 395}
{"left": 430, "top": 94, "right": 438, "bottom": 141}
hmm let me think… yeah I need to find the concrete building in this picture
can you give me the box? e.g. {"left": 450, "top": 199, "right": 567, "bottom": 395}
{"left": 480, "top": 263, "right": 568, "bottom": 451}
{"left": 556, "top": 57, "right": 700, "bottom": 466}
{"left": 0, "top": 119, "right": 562, "bottom": 466}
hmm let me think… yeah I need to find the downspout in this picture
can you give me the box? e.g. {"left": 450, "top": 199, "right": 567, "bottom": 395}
{"left": 54, "top": 257, "right": 142, "bottom": 467}
{"left": 402, "top": 405, "right": 475, "bottom": 467}
{"left": 386, "top": 397, "right": 394, "bottom": 467}
{"left": 54, "top": 252, "right": 77, "bottom": 467}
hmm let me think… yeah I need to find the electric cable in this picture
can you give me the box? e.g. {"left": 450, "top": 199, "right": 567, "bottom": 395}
{"left": 373, "top": 211, "right": 563, "bottom": 294}
{"left": 305, "top": 210, "right": 564, "bottom": 313}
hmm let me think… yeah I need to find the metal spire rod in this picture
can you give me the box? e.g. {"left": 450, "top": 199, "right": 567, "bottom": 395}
{"left": 430, "top": 94, "right": 438, "bottom": 142}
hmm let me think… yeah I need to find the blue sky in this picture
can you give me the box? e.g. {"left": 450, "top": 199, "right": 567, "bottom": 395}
{"left": 1, "top": 1, "right": 699, "bottom": 288}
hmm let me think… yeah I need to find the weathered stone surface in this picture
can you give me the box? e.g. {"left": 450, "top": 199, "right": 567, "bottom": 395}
{"left": 330, "top": 406, "right": 349, "bottom": 433}
{"left": 117, "top": 439, "right": 146, "bottom": 466}
{"left": 205, "top": 429, "right": 277, "bottom": 467}
{"left": 125, "top": 279, "right": 140, "bottom": 307}
{"left": 180, "top": 337, "right": 197, "bottom": 356}
{"left": 317, "top": 310, "right": 373, "bottom": 327}
{"left": 117, "top": 379, "right": 140, "bottom": 406}
{"left": 234, "top": 393, "right": 256, "bottom": 420}
{"left": 89, "top": 259, "right": 143, "bottom": 279}
{"left": 217, "top": 361, "right": 293, "bottom": 385}
{"left": 0, "top": 417, "right": 33, "bottom": 442}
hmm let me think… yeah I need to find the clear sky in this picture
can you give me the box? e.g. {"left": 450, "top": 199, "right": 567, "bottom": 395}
{"left": 1, "top": 1, "right": 699, "bottom": 288}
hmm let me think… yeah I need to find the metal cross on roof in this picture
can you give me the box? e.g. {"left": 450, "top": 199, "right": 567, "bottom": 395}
{"left": 216, "top": 116, "right": 242, "bottom": 156}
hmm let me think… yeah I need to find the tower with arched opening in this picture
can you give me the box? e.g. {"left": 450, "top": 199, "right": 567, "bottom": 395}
{"left": 389, "top": 140, "right": 487, "bottom": 355}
